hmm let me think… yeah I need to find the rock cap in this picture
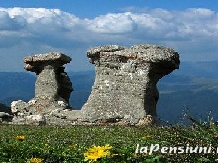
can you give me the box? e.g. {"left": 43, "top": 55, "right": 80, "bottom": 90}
{"left": 24, "top": 52, "right": 71, "bottom": 72}
{"left": 87, "top": 45, "right": 125, "bottom": 55}
{"left": 24, "top": 52, "right": 71, "bottom": 64}
{"left": 87, "top": 44, "right": 180, "bottom": 68}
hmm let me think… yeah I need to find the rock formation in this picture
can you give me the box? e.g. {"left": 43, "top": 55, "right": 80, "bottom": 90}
{"left": 24, "top": 52, "right": 73, "bottom": 105}
{"left": 11, "top": 52, "right": 78, "bottom": 125}
{"left": 9, "top": 44, "right": 180, "bottom": 126}
{"left": 80, "top": 44, "right": 180, "bottom": 125}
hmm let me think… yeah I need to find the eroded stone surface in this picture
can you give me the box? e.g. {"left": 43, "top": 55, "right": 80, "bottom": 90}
{"left": 24, "top": 52, "right": 73, "bottom": 104}
{"left": 9, "top": 44, "right": 180, "bottom": 126}
{"left": 80, "top": 44, "right": 180, "bottom": 125}
{"left": 11, "top": 52, "right": 79, "bottom": 125}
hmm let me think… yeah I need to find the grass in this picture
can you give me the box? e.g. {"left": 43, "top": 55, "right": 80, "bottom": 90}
{"left": 1, "top": 116, "right": 218, "bottom": 163}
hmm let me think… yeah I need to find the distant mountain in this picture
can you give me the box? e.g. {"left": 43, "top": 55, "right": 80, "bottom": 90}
{"left": 68, "top": 71, "right": 95, "bottom": 109}
{"left": 1, "top": 60, "right": 218, "bottom": 123}
{"left": 0, "top": 72, "right": 35, "bottom": 106}
{"left": 157, "top": 74, "right": 218, "bottom": 123}
{"left": 174, "top": 60, "right": 218, "bottom": 79}
{"left": 0, "top": 71, "right": 95, "bottom": 109}
{"left": 0, "top": 103, "right": 10, "bottom": 114}
{"left": 157, "top": 60, "right": 218, "bottom": 123}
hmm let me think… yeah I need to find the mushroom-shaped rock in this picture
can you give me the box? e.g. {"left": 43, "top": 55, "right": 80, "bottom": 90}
{"left": 81, "top": 44, "right": 180, "bottom": 125}
{"left": 23, "top": 52, "right": 73, "bottom": 104}
{"left": 11, "top": 52, "right": 77, "bottom": 125}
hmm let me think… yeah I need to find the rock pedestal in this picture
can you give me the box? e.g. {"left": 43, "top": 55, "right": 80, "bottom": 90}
{"left": 80, "top": 44, "right": 180, "bottom": 125}
{"left": 24, "top": 52, "right": 73, "bottom": 105}
{"left": 9, "top": 44, "right": 180, "bottom": 126}
{"left": 11, "top": 52, "right": 77, "bottom": 125}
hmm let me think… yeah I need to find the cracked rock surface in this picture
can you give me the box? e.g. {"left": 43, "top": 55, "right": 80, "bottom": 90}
{"left": 80, "top": 44, "right": 180, "bottom": 125}
{"left": 11, "top": 52, "right": 79, "bottom": 125}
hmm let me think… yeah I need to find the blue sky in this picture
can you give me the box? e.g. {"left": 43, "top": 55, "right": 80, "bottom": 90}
{"left": 1, "top": 0, "right": 218, "bottom": 18}
{"left": 0, "top": 0, "right": 218, "bottom": 71}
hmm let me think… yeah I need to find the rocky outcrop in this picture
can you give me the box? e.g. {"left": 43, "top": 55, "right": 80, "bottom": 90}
{"left": 9, "top": 44, "right": 180, "bottom": 126}
{"left": 11, "top": 52, "right": 78, "bottom": 125}
{"left": 80, "top": 44, "right": 180, "bottom": 125}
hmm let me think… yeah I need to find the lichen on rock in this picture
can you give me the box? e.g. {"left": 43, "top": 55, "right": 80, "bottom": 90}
{"left": 80, "top": 44, "right": 180, "bottom": 125}
{"left": 9, "top": 44, "right": 180, "bottom": 126}
{"left": 11, "top": 52, "right": 79, "bottom": 125}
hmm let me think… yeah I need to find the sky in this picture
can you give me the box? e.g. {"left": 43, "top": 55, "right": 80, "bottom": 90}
{"left": 0, "top": 0, "right": 218, "bottom": 72}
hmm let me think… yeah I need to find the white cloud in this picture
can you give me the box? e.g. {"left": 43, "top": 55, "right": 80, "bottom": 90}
{"left": 88, "top": 12, "right": 138, "bottom": 34}
{"left": 0, "top": 10, "right": 26, "bottom": 30}
{"left": 0, "top": 7, "right": 218, "bottom": 71}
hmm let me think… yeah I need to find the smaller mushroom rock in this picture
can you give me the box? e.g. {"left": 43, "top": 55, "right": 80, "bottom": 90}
{"left": 23, "top": 52, "right": 73, "bottom": 105}
{"left": 11, "top": 52, "right": 76, "bottom": 125}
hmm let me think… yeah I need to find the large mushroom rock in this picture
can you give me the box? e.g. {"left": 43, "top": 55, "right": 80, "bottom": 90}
{"left": 80, "top": 44, "right": 180, "bottom": 125}
{"left": 11, "top": 52, "right": 78, "bottom": 125}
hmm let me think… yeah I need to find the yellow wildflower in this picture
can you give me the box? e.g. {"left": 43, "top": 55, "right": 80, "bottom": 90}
{"left": 141, "top": 134, "right": 151, "bottom": 140}
{"left": 84, "top": 144, "right": 112, "bottom": 162}
{"left": 69, "top": 144, "right": 77, "bottom": 149}
{"left": 29, "top": 158, "right": 44, "bottom": 163}
{"left": 132, "top": 153, "right": 138, "bottom": 158}
{"left": 213, "top": 135, "right": 218, "bottom": 139}
{"left": 15, "top": 135, "right": 25, "bottom": 141}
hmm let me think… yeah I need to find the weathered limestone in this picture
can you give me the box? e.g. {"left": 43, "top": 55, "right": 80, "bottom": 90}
{"left": 11, "top": 52, "right": 77, "bottom": 125}
{"left": 9, "top": 44, "right": 180, "bottom": 126}
{"left": 80, "top": 44, "right": 180, "bottom": 125}
{"left": 24, "top": 52, "right": 73, "bottom": 104}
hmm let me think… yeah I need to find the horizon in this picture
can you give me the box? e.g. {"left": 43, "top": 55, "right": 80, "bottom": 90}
{"left": 1, "top": 59, "right": 218, "bottom": 73}
{"left": 0, "top": 0, "right": 218, "bottom": 72}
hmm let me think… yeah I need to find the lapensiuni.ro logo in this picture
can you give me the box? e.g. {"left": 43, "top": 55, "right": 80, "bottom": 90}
{"left": 135, "top": 144, "right": 217, "bottom": 155}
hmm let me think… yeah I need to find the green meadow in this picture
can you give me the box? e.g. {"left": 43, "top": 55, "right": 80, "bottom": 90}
{"left": 1, "top": 116, "right": 218, "bottom": 163}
